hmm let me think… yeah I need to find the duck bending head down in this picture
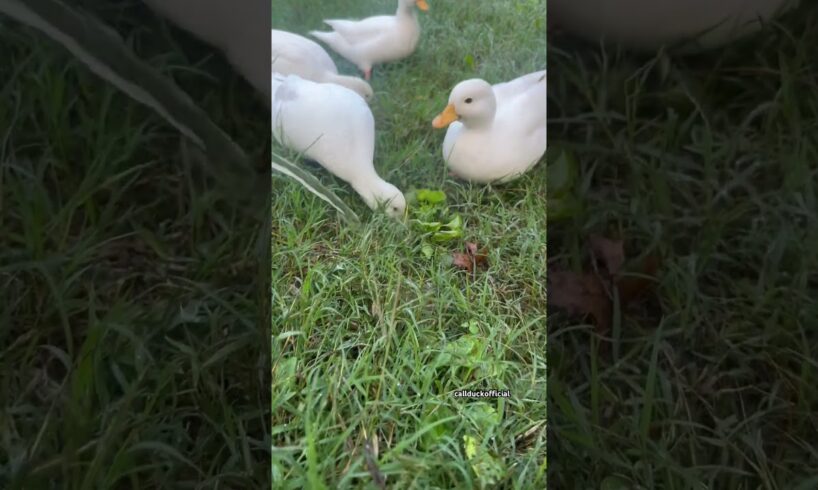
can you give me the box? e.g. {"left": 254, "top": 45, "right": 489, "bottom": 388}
{"left": 272, "top": 74, "right": 406, "bottom": 219}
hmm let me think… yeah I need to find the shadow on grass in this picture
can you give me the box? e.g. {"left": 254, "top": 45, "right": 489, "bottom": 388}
{"left": 547, "top": 3, "right": 818, "bottom": 488}
{"left": 1, "top": 1, "right": 270, "bottom": 487}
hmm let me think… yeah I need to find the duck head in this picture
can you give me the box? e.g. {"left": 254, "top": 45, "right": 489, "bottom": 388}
{"left": 432, "top": 79, "right": 496, "bottom": 129}
{"left": 356, "top": 179, "right": 407, "bottom": 220}
{"left": 399, "top": 0, "right": 429, "bottom": 13}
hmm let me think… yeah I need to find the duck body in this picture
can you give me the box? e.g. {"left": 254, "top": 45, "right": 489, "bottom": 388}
{"left": 271, "top": 29, "right": 373, "bottom": 101}
{"left": 550, "top": 0, "right": 798, "bottom": 51}
{"left": 309, "top": 0, "right": 428, "bottom": 80}
{"left": 433, "top": 71, "right": 547, "bottom": 184}
{"left": 271, "top": 74, "right": 405, "bottom": 217}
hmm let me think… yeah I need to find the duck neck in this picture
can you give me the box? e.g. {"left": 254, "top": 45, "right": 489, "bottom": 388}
{"left": 464, "top": 117, "right": 493, "bottom": 130}
{"left": 463, "top": 112, "right": 495, "bottom": 131}
{"left": 396, "top": 1, "right": 416, "bottom": 18}
{"left": 350, "top": 172, "right": 384, "bottom": 210}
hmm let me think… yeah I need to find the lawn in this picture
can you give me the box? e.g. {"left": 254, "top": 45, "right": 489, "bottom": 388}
{"left": 547, "top": 3, "right": 818, "bottom": 488}
{"left": 1, "top": 1, "right": 270, "bottom": 487}
{"left": 271, "top": 0, "right": 547, "bottom": 488}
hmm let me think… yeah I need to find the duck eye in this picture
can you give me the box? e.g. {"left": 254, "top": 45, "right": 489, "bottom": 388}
{"left": 465, "top": 97, "right": 473, "bottom": 104}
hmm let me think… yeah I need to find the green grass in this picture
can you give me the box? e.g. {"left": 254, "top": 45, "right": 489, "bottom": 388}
{"left": 548, "top": 4, "right": 818, "bottom": 488}
{"left": 1, "top": 2, "right": 269, "bottom": 487}
{"left": 272, "top": 0, "right": 547, "bottom": 488}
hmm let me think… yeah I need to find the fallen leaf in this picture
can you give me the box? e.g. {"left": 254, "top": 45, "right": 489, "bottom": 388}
{"left": 452, "top": 252, "right": 474, "bottom": 272}
{"left": 453, "top": 242, "right": 489, "bottom": 273}
{"left": 466, "top": 242, "right": 489, "bottom": 267}
{"left": 589, "top": 234, "right": 625, "bottom": 276}
{"left": 549, "top": 235, "right": 661, "bottom": 332}
{"left": 548, "top": 270, "right": 612, "bottom": 330}
{"left": 616, "top": 254, "right": 660, "bottom": 303}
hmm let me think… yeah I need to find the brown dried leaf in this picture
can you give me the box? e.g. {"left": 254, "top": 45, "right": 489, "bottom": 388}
{"left": 452, "top": 253, "right": 474, "bottom": 272}
{"left": 452, "top": 242, "right": 489, "bottom": 273}
{"left": 616, "top": 254, "right": 660, "bottom": 303}
{"left": 549, "top": 235, "right": 660, "bottom": 333}
{"left": 589, "top": 234, "right": 625, "bottom": 276}
{"left": 466, "top": 242, "right": 489, "bottom": 268}
{"left": 548, "top": 270, "right": 612, "bottom": 331}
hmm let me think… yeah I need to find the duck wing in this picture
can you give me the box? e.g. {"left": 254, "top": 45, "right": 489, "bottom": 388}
{"left": 493, "top": 71, "right": 547, "bottom": 135}
{"left": 325, "top": 15, "right": 395, "bottom": 44}
{"left": 272, "top": 76, "right": 375, "bottom": 181}
{"left": 271, "top": 30, "right": 337, "bottom": 77}
{"left": 492, "top": 70, "right": 547, "bottom": 105}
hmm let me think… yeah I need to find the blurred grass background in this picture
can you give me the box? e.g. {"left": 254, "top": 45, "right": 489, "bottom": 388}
{"left": 1, "top": 0, "right": 270, "bottom": 486}
{"left": 547, "top": 3, "right": 818, "bottom": 488}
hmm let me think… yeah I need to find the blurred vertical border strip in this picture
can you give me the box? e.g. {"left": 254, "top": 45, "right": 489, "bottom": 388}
{"left": 0, "top": 0, "right": 264, "bottom": 209}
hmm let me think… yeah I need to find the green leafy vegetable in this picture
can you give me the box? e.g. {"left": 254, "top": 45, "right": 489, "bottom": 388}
{"left": 461, "top": 319, "right": 480, "bottom": 335}
{"left": 415, "top": 189, "right": 447, "bottom": 204}
{"left": 421, "top": 244, "right": 435, "bottom": 258}
{"left": 420, "top": 405, "right": 454, "bottom": 449}
{"left": 463, "top": 434, "right": 504, "bottom": 488}
{"left": 407, "top": 189, "right": 464, "bottom": 243}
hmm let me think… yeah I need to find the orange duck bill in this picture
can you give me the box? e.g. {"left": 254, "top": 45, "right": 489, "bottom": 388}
{"left": 432, "top": 103, "right": 458, "bottom": 128}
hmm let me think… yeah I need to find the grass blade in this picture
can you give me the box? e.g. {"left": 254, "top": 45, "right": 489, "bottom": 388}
{"left": 0, "top": 0, "right": 360, "bottom": 224}
{"left": 0, "top": 0, "right": 260, "bottom": 200}
{"left": 271, "top": 150, "right": 360, "bottom": 225}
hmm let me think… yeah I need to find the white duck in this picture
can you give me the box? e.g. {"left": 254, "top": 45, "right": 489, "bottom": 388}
{"left": 550, "top": 0, "right": 798, "bottom": 52}
{"left": 309, "top": 0, "right": 429, "bottom": 80}
{"left": 271, "top": 29, "right": 374, "bottom": 102}
{"left": 432, "top": 71, "right": 547, "bottom": 184}
{"left": 272, "top": 74, "right": 406, "bottom": 218}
